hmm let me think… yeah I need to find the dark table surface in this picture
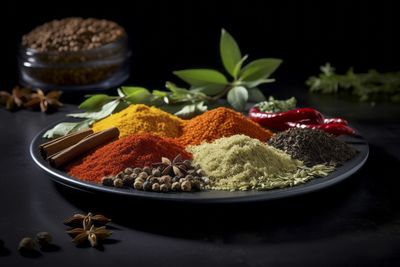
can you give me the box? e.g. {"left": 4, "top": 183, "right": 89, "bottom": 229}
{"left": 1, "top": 87, "right": 400, "bottom": 266}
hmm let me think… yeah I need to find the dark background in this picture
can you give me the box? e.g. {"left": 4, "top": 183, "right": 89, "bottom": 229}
{"left": 2, "top": 0, "right": 399, "bottom": 92}
{"left": 2, "top": 1, "right": 400, "bottom": 266}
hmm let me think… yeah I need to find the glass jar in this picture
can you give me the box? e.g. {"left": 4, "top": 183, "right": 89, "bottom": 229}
{"left": 18, "top": 35, "right": 131, "bottom": 90}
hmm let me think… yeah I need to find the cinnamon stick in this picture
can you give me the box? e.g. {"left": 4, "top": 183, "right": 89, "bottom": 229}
{"left": 48, "top": 127, "right": 119, "bottom": 168}
{"left": 40, "top": 129, "right": 94, "bottom": 158}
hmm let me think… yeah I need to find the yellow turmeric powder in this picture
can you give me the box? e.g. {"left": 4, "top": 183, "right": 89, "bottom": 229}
{"left": 92, "top": 104, "right": 184, "bottom": 138}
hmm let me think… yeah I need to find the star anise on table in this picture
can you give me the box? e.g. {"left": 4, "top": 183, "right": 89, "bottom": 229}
{"left": 24, "top": 89, "right": 63, "bottom": 112}
{"left": 153, "top": 154, "right": 187, "bottom": 177}
{"left": 0, "top": 86, "right": 31, "bottom": 110}
{"left": 64, "top": 212, "right": 111, "bottom": 229}
{"left": 67, "top": 225, "right": 112, "bottom": 247}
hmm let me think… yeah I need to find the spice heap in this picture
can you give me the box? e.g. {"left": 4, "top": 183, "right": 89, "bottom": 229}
{"left": 22, "top": 17, "right": 125, "bottom": 52}
{"left": 268, "top": 128, "right": 358, "bottom": 167}
{"left": 102, "top": 155, "right": 209, "bottom": 192}
{"left": 92, "top": 104, "right": 184, "bottom": 138}
{"left": 67, "top": 133, "right": 190, "bottom": 183}
{"left": 188, "top": 135, "right": 334, "bottom": 191}
{"left": 179, "top": 107, "right": 273, "bottom": 146}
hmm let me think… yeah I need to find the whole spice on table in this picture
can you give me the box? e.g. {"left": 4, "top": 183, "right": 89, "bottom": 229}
{"left": 0, "top": 86, "right": 63, "bottom": 112}
{"left": 188, "top": 135, "right": 334, "bottom": 191}
{"left": 67, "top": 133, "right": 191, "bottom": 183}
{"left": 102, "top": 155, "right": 209, "bottom": 192}
{"left": 64, "top": 212, "right": 111, "bottom": 227}
{"left": 35, "top": 232, "right": 52, "bottom": 247}
{"left": 268, "top": 128, "right": 358, "bottom": 167}
{"left": 179, "top": 107, "right": 273, "bottom": 146}
{"left": 18, "top": 237, "right": 36, "bottom": 252}
{"left": 92, "top": 104, "right": 184, "bottom": 138}
{"left": 67, "top": 225, "right": 112, "bottom": 247}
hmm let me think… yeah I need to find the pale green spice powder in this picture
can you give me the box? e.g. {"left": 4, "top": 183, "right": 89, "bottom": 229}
{"left": 187, "top": 135, "right": 334, "bottom": 191}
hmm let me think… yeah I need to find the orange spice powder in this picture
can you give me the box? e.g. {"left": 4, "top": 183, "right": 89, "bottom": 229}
{"left": 178, "top": 107, "right": 273, "bottom": 146}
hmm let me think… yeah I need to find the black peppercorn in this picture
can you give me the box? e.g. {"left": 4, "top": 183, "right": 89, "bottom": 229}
{"left": 143, "top": 181, "right": 152, "bottom": 191}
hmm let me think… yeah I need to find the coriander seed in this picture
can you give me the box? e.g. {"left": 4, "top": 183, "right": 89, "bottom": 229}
{"left": 113, "top": 178, "right": 124, "bottom": 188}
{"left": 133, "top": 168, "right": 142, "bottom": 174}
{"left": 152, "top": 183, "right": 160, "bottom": 192}
{"left": 124, "top": 168, "right": 133, "bottom": 175}
{"left": 152, "top": 168, "right": 161, "bottom": 177}
{"left": 171, "top": 182, "right": 180, "bottom": 191}
{"left": 138, "top": 172, "right": 148, "bottom": 180}
{"left": 181, "top": 181, "right": 192, "bottom": 192}
{"left": 101, "top": 176, "right": 114, "bottom": 186}
{"left": 143, "top": 166, "right": 152, "bottom": 175}
{"left": 36, "top": 232, "right": 52, "bottom": 247}
{"left": 18, "top": 237, "right": 35, "bottom": 251}
{"left": 134, "top": 180, "right": 143, "bottom": 190}
{"left": 160, "top": 184, "right": 169, "bottom": 192}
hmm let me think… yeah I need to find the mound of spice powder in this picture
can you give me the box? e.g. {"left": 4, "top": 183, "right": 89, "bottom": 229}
{"left": 92, "top": 104, "right": 184, "bottom": 138}
{"left": 268, "top": 128, "right": 358, "bottom": 167}
{"left": 188, "top": 135, "right": 334, "bottom": 191}
{"left": 179, "top": 107, "right": 273, "bottom": 146}
{"left": 66, "top": 133, "right": 190, "bottom": 183}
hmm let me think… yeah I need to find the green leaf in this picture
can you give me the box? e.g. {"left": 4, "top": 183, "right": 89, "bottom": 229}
{"left": 165, "top": 82, "right": 190, "bottom": 95}
{"left": 121, "top": 86, "right": 149, "bottom": 96}
{"left": 227, "top": 86, "right": 248, "bottom": 111}
{"left": 43, "top": 122, "right": 80, "bottom": 139}
{"left": 67, "top": 99, "right": 120, "bottom": 120}
{"left": 174, "top": 102, "right": 208, "bottom": 119}
{"left": 191, "top": 84, "right": 226, "bottom": 96}
{"left": 241, "top": 78, "right": 275, "bottom": 88}
{"left": 233, "top": 55, "right": 248, "bottom": 79}
{"left": 173, "top": 69, "right": 228, "bottom": 86}
{"left": 220, "top": 29, "right": 242, "bottom": 77}
{"left": 152, "top": 90, "right": 169, "bottom": 97}
{"left": 124, "top": 88, "right": 152, "bottom": 104}
{"left": 248, "top": 88, "right": 266, "bottom": 102}
{"left": 79, "top": 94, "right": 113, "bottom": 111}
{"left": 240, "top": 58, "right": 282, "bottom": 82}
{"left": 117, "top": 88, "right": 125, "bottom": 97}
{"left": 43, "top": 120, "right": 93, "bottom": 139}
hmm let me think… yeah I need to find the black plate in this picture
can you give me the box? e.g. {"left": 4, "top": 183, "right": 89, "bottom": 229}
{"left": 30, "top": 123, "right": 369, "bottom": 204}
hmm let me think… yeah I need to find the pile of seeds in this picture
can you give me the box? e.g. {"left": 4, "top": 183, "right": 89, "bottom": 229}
{"left": 268, "top": 128, "right": 358, "bottom": 167}
{"left": 101, "top": 155, "right": 209, "bottom": 193}
{"left": 22, "top": 17, "right": 125, "bottom": 52}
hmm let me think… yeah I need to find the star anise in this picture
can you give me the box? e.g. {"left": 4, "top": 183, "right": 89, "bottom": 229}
{"left": 153, "top": 154, "right": 187, "bottom": 177}
{"left": 0, "top": 86, "right": 31, "bottom": 110}
{"left": 24, "top": 89, "right": 63, "bottom": 112}
{"left": 64, "top": 212, "right": 111, "bottom": 229}
{"left": 67, "top": 225, "right": 112, "bottom": 247}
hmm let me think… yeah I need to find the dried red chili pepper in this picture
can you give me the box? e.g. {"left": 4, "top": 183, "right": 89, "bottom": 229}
{"left": 248, "top": 107, "right": 325, "bottom": 131}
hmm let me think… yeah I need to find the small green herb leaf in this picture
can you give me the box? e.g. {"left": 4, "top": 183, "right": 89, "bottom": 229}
{"left": 173, "top": 69, "right": 228, "bottom": 86}
{"left": 79, "top": 95, "right": 113, "bottom": 111}
{"left": 174, "top": 101, "right": 208, "bottom": 118}
{"left": 248, "top": 88, "right": 266, "bottom": 102}
{"left": 165, "top": 82, "right": 190, "bottom": 95}
{"left": 43, "top": 122, "right": 80, "bottom": 139}
{"left": 124, "top": 88, "right": 152, "bottom": 104}
{"left": 240, "top": 58, "right": 282, "bottom": 82}
{"left": 191, "top": 84, "right": 226, "bottom": 96}
{"left": 241, "top": 78, "right": 275, "bottom": 88}
{"left": 220, "top": 29, "right": 242, "bottom": 77}
{"left": 121, "top": 87, "right": 149, "bottom": 96}
{"left": 67, "top": 99, "right": 120, "bottom": 120}
{"left": 152, "top": 90, "right": 169, "bottom": 97}
{"left": 227, "top": 86, "right": 248, "bottom": 111}
{"left": 233, "top": 55, "right": 248, "bottom": 79}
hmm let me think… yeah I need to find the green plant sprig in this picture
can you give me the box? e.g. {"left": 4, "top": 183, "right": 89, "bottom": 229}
{"left": 306, "top": 63, "right": 400, "bottom": 103}
{"left": 43, "top": 29, "right": 282, "bottom": 138}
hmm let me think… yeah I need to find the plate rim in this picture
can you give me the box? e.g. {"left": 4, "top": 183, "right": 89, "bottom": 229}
{"left": 30, "top": 121, "right": 369, "bottom": 204}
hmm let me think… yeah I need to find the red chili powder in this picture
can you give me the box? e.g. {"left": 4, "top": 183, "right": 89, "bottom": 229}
{"left": 66, "top": 133, "right": 191, "bottom": 183}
